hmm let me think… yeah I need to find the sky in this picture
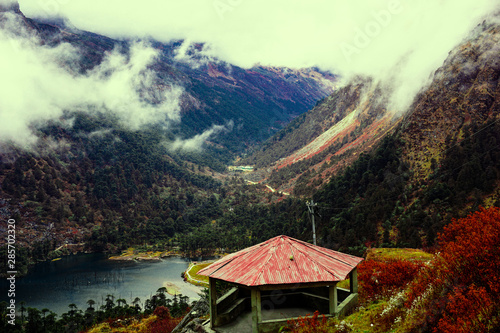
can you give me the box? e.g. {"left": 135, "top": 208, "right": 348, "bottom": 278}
{"left": 17, "top": 0, "right": 498, "bottom": 71}
{"left": 1, "top": 0, "right": 499, "bottom": 148}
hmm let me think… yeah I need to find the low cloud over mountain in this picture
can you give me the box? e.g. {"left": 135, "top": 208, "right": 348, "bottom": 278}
{"left": 0, "top": 12, "right": 184, "bottom": 148}
{"left": 18, "top": 0, "right": 499, "bottom": 113}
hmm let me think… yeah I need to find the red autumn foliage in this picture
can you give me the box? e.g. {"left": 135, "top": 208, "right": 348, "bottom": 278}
{"left": 406, "top": 207, "right": 500, "bottom": 333}
{"left": 436, "top": 285, "right": 495, "bottom": 333}
{"left": 285, "top": 310, "right": 330, "bottom": 333}
{"left": 358, "top": 258, "right": 424, "bottom": 300}
{"left": 147, "top": 306, "right": 182, "bottom": 333}
{"left": 153, "top": 306, "right": 172, "bottom": 319}
{"left": 437, "top": 207, "right": 500, "bottom": 298}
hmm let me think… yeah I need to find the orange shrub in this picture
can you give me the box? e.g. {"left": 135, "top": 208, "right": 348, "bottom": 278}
{"left": 406, "top": 207, "right": 500, "bottom": 333}
{"left": 358, "top": 258, "right": 424, "bottom": 300}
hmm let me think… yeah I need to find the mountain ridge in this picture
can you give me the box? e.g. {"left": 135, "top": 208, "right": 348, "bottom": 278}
{"left": 241, "top": 17, "right": 500, "bottom": 201}
{"left": 0, "top": 5, "right": 335, "bottom": 267}
{"left": 2, "top": 4, "right": 337, "bottom": 152}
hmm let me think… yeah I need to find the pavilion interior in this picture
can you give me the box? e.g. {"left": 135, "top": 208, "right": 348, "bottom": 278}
{"left": 211, "top": 283, "right": 357, "bottom": 332}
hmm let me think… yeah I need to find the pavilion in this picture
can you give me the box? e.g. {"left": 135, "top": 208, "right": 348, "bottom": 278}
{"left": 198, "top": 235, "right": 364, "bottom": 333}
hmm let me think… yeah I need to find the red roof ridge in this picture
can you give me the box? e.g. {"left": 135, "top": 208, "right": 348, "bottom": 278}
{"left": 203, "top": 240, "right": 269, "bottom": 276}
{"left": 250, "top": 238, "right": 280, "bottom": 286}
{"left": 198, "top": 235, "right": 363, "bottom": 286}
{"left": 290, "top": 237, "right": 358, "bottom": 267}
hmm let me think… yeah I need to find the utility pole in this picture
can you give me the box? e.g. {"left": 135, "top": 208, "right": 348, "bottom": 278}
{"left": 306, "top": 200, "right": 318, "bottom": 245}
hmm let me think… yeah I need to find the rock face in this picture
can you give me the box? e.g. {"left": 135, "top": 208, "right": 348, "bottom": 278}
{"left": 172, "top": 297, "right": 210, "bottom": 333}
{"left": 180, "top": 319, "right": 210, "bottom": 333}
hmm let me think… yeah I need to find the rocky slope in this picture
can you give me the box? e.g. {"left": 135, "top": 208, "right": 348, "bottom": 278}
{"left": 241, "top": 77, "right": 399, "bottom": 196}
{"left": 400, "top": 20, "right": 500, "bottom": 181}
{"left": 242, "top": 17, "right": 500, "bottom": 200}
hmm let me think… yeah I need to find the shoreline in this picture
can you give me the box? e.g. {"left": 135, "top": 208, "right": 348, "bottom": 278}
{"left": 3, "top": 244, "right": 220, "bottom": 278}
{"left": 183, "top": 260, "right": 216, "bottom": 288}
{"left": 107, "top": 247, "right": 195, "bottom": 261}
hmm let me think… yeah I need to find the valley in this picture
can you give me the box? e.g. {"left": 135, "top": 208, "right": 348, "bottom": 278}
{"left": 1, "top": 1, "right": 500, "bottom": 332}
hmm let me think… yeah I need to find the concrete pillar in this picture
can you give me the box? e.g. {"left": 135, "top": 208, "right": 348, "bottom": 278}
{"left": 209, "top": 277, "right": 218, "bottom": 328}
{"left": 350, "top": 268, "right": 358, "bottom": 294}
{"left": 251, "top": 289, "right": 262, "bottom": 333}
{"left": 329, "top": 283, "right": 338, "bottom": 316}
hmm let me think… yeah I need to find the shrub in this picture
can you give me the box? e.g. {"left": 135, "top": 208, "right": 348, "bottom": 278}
{"left": 284, "top": 311, "right": 331, "bottom": 333}
{"left": 153, "top": 306, "right": 171, "bottom": 320}
{"left": 358, "top": 258, "right": 424, "bottom": 300}
{"left": 405, "top": 207, "right": 500, "bottom": 332}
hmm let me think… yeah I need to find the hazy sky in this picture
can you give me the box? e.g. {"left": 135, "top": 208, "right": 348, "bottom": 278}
{"left": 18, "top": 0, "right": 497, "bottom": 69}
{"left": 18, "top": 0, "right": 499, "bottom": 107}
{"left": 2, "top": 0, "right": 499, "bottom": 148}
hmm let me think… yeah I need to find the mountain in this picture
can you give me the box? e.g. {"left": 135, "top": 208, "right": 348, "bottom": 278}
{"left": 1, "top": 2, "right": 499, "bottom": 274}
{"left": 236, "top": 16, "right": 500, "bottom": 251}
{"left": 0, "top": 4, "right": 336, "bottom": 269}
{"left": 0, "top": 1, "right": 20, "bottom": 14}
{"left": 400, "top": 20, "right": 500, "bottom": 182}
{"left": 240, "top": 77, "right": 398, "bottom": 196}
{"left": 1, "top": 3, "right": 336, "bottom": 154}
{"left": 2, "top": 4, "right": 499, "bottom": 331}
{"left": 242, "top": 18, "right": 500, "bottom": 201}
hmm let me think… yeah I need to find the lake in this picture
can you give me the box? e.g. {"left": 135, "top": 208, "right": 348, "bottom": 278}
{"left": 0, "top": 253, "right": 204, "bottom": 315}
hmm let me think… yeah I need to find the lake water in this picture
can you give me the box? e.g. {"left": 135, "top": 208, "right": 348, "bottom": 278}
{"left": 0, "top": 253, "right": 204, "bottom": 315}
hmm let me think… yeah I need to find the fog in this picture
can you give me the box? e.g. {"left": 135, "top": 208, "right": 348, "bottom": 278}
{"left": 2, "top": 0, "right": 498, "bottom": 149}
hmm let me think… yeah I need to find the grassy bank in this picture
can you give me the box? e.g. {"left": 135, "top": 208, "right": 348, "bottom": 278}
{"left": 184, "top": 261, "right": 212, "bottom": 288}
{"left": 108, "top": 247, "right": 178, "bottom": 261}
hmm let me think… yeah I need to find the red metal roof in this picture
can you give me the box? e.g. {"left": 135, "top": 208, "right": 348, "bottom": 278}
{"left": 198, "top": 235, "right": 363, "bottom": 287}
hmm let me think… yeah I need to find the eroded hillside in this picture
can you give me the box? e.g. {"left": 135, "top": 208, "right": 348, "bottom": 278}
{"left": 241, "top": 78, "right": 400, "bottom": 196}
{"left": 242, "top": 18, "right": 500, "bottom": 202}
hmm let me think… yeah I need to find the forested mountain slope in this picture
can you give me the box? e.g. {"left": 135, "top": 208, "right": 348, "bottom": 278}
{"left": 308, "top": 18, "right": 500, "bottom": 251}
{"left": 0, "top": 3, "right": 334, "bottom": 271}
{"left": 233, "top": 16, "right": 500, "bottom": 254}
{"left": 243, "top": 17, "right": 500, "bottom": 203}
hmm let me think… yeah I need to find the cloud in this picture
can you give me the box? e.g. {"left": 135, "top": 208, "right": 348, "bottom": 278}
{"left": 0, "top": 0, "right": 18, "bottom": 6}
{"left": 0, "top": 12, "right": 183, "bottom": 148}
{"left": 168, "top": 121, "right": 233, "bottom": 152}
{"left": 84, "top": 44, "right": 184, "bottom": 128}
{"left": 173, "top": 40, "right": 221, "bottom": 69}
{"left": 18, "top": 0, "right": 499, "bottom": 114}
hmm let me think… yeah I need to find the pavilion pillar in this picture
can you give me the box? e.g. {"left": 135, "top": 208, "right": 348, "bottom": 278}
{"left": 349, "top": 267, "right": 358, "bottom": 294}
{"left": 209, "top": 277, "right": 218, "bottom": 328}
{"left": 329, "top": 283, "right": 338, "bottom": 315}
{"left": 251, "top": 288, "right": 262, "bottom": 333}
